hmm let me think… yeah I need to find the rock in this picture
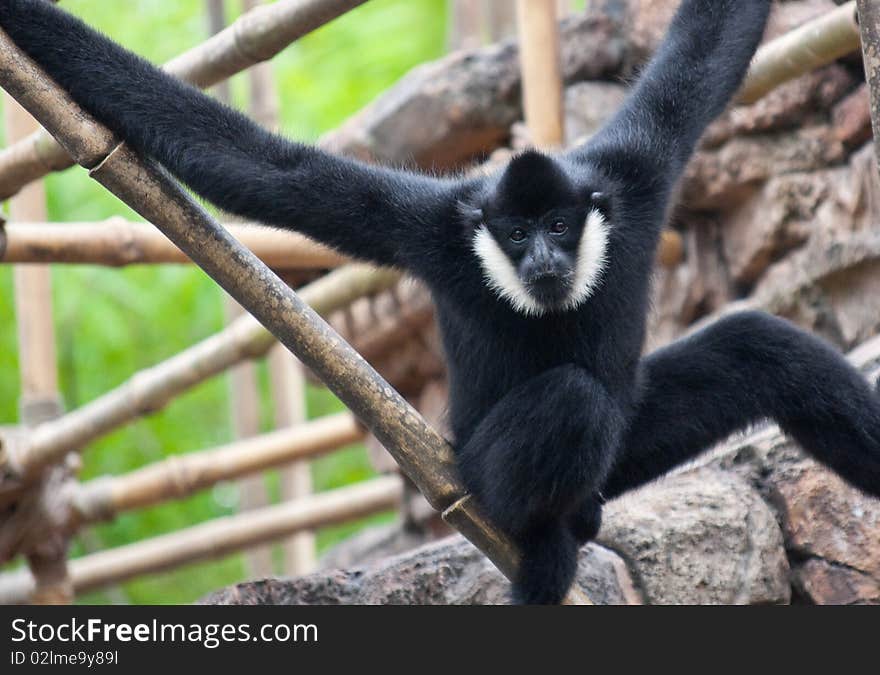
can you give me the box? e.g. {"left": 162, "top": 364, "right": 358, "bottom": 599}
{"left": 706, "top": 411, "right": 880, "bottom": 605}
{"left": 564, "top": 81, "right": 628, "bottom": 146}
{"left": 202, "top": 535, "right": 641, "bottom": 605}
{"left": 704, "top": 65, "right": 857, "bottom": 148}
{"left": 722, "top": 172, "right": 823, "bottom": 285}
{"left": 831, "top": 84, "right": 873, "bottom": 149}
{"left": 598, "top": 470, "right": 791, "bottom": 605}
{"left": 204, "top": 469, "right": 798, "bottom": 605}
{"left": 325, "top": 11, "right": 626, "bottom": 171}
{"left": 794, "top": 559, "right": 880, "bottom": 605}
{"left": 772, "top": 463, "right": 880, "bottom": 604}
{"left": 683, "top": 125, "right": 846, "bottom": 211}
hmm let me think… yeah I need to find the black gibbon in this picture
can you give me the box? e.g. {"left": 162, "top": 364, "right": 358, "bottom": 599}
{"left": 2, "top": 0, "right": 877, "bottom": 604}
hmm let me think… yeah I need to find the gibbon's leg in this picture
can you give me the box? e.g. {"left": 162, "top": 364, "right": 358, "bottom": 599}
{"left": 567, "top": 494, "right": 603, "bottom": 545}
{"left": 456, "top": 364, "right": 626, "bottom": 604}
{"left": 602, "top": 311, "right": 880, "bottom": 501}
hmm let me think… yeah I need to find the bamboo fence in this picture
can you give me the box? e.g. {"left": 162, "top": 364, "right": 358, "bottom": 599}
{"left": 0, "top": 0, "right": 874, "bottom": 606}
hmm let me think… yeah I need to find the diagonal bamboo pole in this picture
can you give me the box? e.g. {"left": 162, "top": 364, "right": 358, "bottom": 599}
{"left": 738, "top": 1, "right": 859, "bottom": 105}
{"left": 0, "top": 27, "right": 590, "bottom": 604}
{"left": 0, "top": 0, "right": 368, "bottom": 202}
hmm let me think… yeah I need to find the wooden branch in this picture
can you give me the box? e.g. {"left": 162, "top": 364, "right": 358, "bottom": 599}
{"left": 0, "top": 0, "right": 368, "bottom": 201}
{"left": 739, "top": 1, "right": 860, "bottom": 105}
{"left": 0, "top": 27, "right": 589, "bottom": 604}
{"left": 0, "top": 476, "right": 403, "bottom": 603}
{"left": 857, "top": 0, "right": 880, "bottom": 169}
{"left": 0, "top": 219, "right": 346, "bottom": 268}
{"left": 0, "top": 264, "right": 398, "bottom": 480}
{"left": 73, "top": 412, "right": 363, "bottom": 524}
{"left": 515, "top": 0, "right": 565, "bottom": 147}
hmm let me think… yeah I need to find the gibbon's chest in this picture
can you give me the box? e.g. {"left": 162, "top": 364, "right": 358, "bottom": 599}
{"left": 433, "top": 298, "right": 598, "bottom": 394}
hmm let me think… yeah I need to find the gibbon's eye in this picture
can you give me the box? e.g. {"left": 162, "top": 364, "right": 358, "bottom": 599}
{"left": 549, "top": 219, "right": 567, "bottom": 235}
{"left": 509, "top": 227, "right": 527, "bottom": 243}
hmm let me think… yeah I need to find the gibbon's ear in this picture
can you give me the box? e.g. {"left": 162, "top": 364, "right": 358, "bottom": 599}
{"left": 590, "top": 191, "right": 611, "bottom": 216}
{"left": 456, "top": 201, "right": 484, "bottom": 226}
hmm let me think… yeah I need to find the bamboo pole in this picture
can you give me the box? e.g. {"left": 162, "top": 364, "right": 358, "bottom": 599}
{"left": 0, "top": 264, "right": 398, "bottom": 483}
{"left": 205, "top": 0, "right": 274, "bottom": 580}
{"left": 449, "top": 0, "right": 484, "bottom": 52}
{"left": 0, "top": 29, "right": 590, "bottom": 604}
{"left": 857, "top": 0, "right": 880, "bottom": 169}
{"left": 205, "top": 0, "right": 233, "bottom": 104}
{"left": 738, "top": 1, "right": 860, "bottom": 105}
{"left": 515, "top": 0, "right": 565, "bottom": 148}
{"left": 0, "top": 476, "right": 403, "bottom": 604}
{"left": 269, "top": 346, "right": 316, "bottom": 574}
{"left": 486, "top": 0, "right": 517, "bottom": 43}
{"left": 0, "top": 218, "right": 683, "bottom": 270}
{"left": 0, "top": 220, "right": 346, "bottom": 268}
{"left": 3, "top": 93, "right": 70, "bottom": 605}
{"left": 243, "top": 0, "right": 316, "bottom": 574}
{"left": 0, "top": 0, "right": 369, "bottom": 202}
{"left": 73, "top": 412, "right": 363, "bottom": 524}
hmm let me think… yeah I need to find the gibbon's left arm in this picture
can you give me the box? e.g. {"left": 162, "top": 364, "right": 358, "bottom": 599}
{"left": 0, "top": 0, "right": 460, "bottom": 276}
{"left": 573, "top": 0, "right": 771, "bottom": 198}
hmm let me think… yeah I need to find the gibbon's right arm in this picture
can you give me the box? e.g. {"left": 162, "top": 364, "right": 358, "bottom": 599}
{"left": 0, "top": 0, "right": 459, "bottom": 274}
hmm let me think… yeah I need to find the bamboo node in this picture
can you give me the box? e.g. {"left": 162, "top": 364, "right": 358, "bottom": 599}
{"left": 71, "top": 476, "right": 116, "bottom": 525}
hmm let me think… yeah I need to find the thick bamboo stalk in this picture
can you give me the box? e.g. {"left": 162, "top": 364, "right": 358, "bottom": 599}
{"left": 857, "top": 0, "right": 880, "bottom": 168}
{"left": 3, "top": 93, "right": 70, "bottom": 605}
{"left": 0, "top": 0, "right": 369, "bottom": 201}
{"left": 73, "top": 412, "right": 363, "bottom": 524}
{"left": 0, "top": 476, "right": 403, "bottom": 603}
{"left": 225, "top": 294, "right": 273, "bottom": 577}
{"left": 0, "top": 220, "right": 346, "bottom": 268}
{"left": 206, "top": 0, "right": 274, "bottom": 581}
{"left": 1, "top": 264, "right": 398, "bottom": 480}
{"left": 243, "top": 0, "right": 316, "bottom": 573}
{"left": 738, "top": 1, "right": 860, "bottom": 105}
{"left": 515, "top": 0, "right": 565, "bottom": 147}
{"left": 0, "top": 28, "right": 589, "bottom": 603}
{"left": 269, "top": 344, "right": 317, "bottom": 573}
{"left": 205, "top": 0, "right": 232, "bottom": 104}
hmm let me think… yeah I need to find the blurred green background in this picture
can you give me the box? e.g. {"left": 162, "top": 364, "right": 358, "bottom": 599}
{"left": 0, "top": 0, "right": 447, "bottom": 603}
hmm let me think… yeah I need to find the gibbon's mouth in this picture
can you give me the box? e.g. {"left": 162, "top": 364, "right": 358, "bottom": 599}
{"left": 525, "top": 273, "right": 573, "bottom": 307}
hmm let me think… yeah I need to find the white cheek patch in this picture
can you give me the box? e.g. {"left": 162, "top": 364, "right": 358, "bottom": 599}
{"left": 562, "top": 208, "right": 610, "bottom": 311}
{"left": 471, "top": 208, "right": 609, "bottom": 317}
{"left": 471, "top": 226, "right": 545, "bottom": 317}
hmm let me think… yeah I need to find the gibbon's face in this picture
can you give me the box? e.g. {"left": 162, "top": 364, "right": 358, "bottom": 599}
{"left": 466, "top": 151, "right": 610, "bottom": 317}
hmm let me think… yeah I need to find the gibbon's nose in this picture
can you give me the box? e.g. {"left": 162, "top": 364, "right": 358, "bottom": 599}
{"left": 523, "top": 235, "right": 564, "bottom": 283}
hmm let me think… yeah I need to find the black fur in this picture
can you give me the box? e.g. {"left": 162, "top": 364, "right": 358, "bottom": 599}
{"left": 3, "top": 0, "right": 878, "bottom": 605}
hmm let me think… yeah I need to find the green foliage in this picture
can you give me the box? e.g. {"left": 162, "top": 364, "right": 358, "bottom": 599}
{"left": 1, "top": 0, "right": 447, "bottom": 604}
